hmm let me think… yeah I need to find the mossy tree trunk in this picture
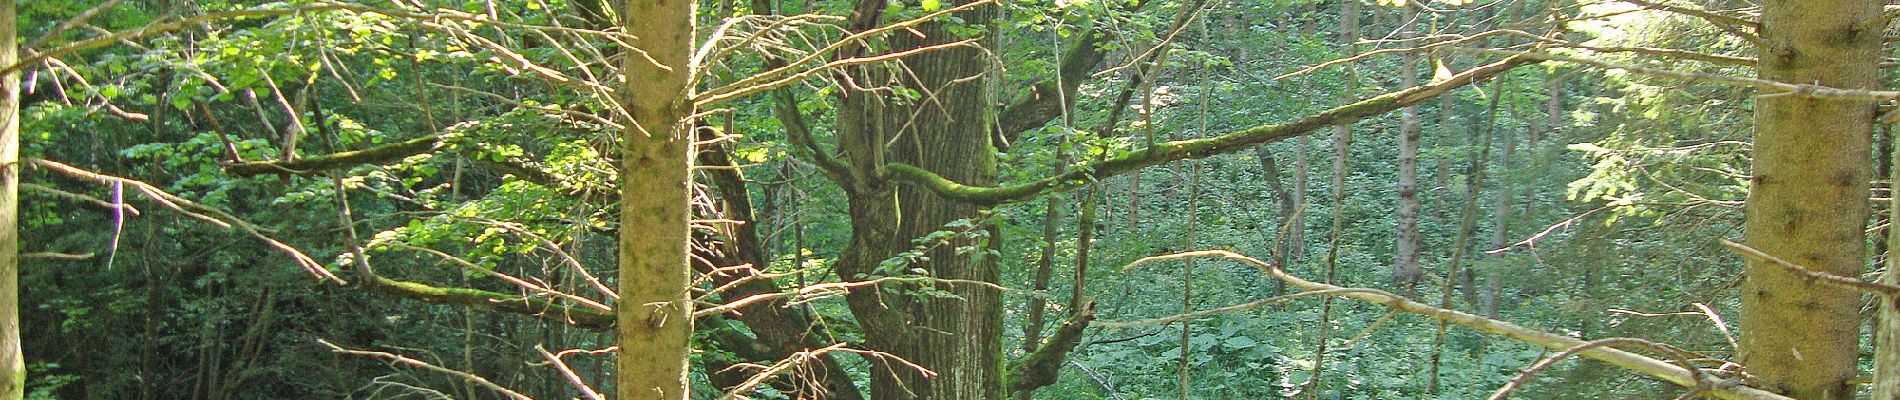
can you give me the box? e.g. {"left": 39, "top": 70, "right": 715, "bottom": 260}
{"left": 835, "top": 3, "right": 1003, "bottom": 398}
{"left": 616, "top": 0, "right": 695, "bottom": 397}
{"left": 1740, "top": 2, "right": 1878, "bottom": 399}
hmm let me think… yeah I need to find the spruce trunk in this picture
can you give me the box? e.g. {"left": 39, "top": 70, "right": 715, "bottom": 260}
{"left": 617, "top": 0, "right": 695, "bottom": 397}
{"left": 1741, "top": 2, "right": 1878, "bottom": 398}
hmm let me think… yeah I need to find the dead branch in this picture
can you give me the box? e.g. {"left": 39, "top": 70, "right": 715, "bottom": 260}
{"left": 318, "top": 339, "right": 532, "bottom": 400}
{"left": 1489, "top": 337, "right": 1708, "bottom": 400}
{"left": 535, "top": 345, "right": 605, "bottom": 400}
{"left": 886, "top": 55, "right": 1537, "bottom": 206}
{"left": 1720, "top": 239, "right": 1900, "bottom": 296}
{"left": 1121, "top": 250, "right": 1791, "bottom": 400}
{"left": 31, "top": 159, "right": 343, "bottom": 283}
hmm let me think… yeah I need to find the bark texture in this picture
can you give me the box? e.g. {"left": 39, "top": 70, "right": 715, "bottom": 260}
{"left": 616, "top": 0, "right": 695, "bottom": 397}
{"left": 0, "top": 2, "right": 20, "bottom": 398}
{"left": 1393, "top": 10, "right": 1423, "bottom": 290}
{"left": 1740, "top": 2, "right": 1878, "bottom": 399}
{"left": 1877, "top": 126, "right": 1900, "bottom": 399}
{"left": 835, "top": 2, "right": 1004, "bottom": 398}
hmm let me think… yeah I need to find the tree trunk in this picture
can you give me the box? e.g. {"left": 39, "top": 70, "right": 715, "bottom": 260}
{"left": 1393, "top": 8, "right": 1423, "bottom": 292}
{"left": 836, "top": 3, "right": 1003, "bottom": 397}
{"left": 1874, "top": 125, "right": 1891, "bottom": 273}
{"left": 0, "top": 1, "right": 21, "bottom": 397}
{"left": 1877, "top": 116, "right": 1900, "bottom": 400}
{"left": 1292, "top": 137, "right": 1310, "bottom": 260}
{"left": 1072, "top": 185, "right": 1097, "bottom": 311}
{"left": 1877, "top": 119, "right": 1900, "bottom": 400}
{"left": 1484, "top": 92, "right": 1516, "bottom": 321}
{"left": 616, "top": 0, "right": 695, "bottom": 397}
{"left": 1021, "top": 169, "right": 1063, "bottom": 353}
{"left": 1741, "top": 2, "right": 1877, "bottom": 399}
{"left": 1256, "top": 146, "right": 1294, "bottom": 296}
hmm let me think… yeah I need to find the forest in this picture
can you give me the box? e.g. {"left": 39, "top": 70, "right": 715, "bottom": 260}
{"left": 2, "top": 0, "right": 1897, "bottom": 399}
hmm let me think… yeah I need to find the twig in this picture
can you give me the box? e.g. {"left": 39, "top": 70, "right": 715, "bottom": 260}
{"left": 1093, "top": 288, "right": 1379, "bottom": 329}
{"left": 391, "top": 243, "right": 613, "bottom": 312}
{"left": 22, "top": 182, "right": 140, "bottom": 215}
{"left": 22, "top": 252, "right": 95, "bottom": 261}
{"left": 1123, "top": 250, "right": 1792, "bottom": 400}
{"left": 1719, "top": 239, "right": 1900, "bottom": 296}
{"left": 536, "top": 345, "right": 605, "bottom": 400}
{"left": 318, "top": 339, "right": 531, "bottom": 400}
{"left": 1454, "top": 47, "right": 1900, "bottom": 102}
{"left": 1341, "top": 309, "right": 1403, "bottom": 348}
{"left": 22, "top": 0, "right": 128, "bottom": 52}
{"left": 31, "top": 159, "right": 343, "bottom": 283}
{"left": 695, "top": 275, "right": 1010, "bottom": 318}
{"left": 1069, "top": 360, "right": 1129, "bottom": 400}
{"left": 695, "top": 39, "right": 981, "bottom": 106}
{"left": 1619, "top": 0, "right": 1764, "bottom": 47}
{"left": 1488, "top": 337, "right": 1707, "bottom": 400}
{"left": 692, "top": 0, "right": 996, "bottom": 104}
{"left": 717, "top": 343, "right": 854, "bottom": 400}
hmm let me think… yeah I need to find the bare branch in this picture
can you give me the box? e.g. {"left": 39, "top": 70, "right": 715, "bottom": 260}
{"left": 22, "top": 182, "right": 140, "bottom": 216}
{"left": 1720, "top": 239, "right": 1900, "bottom": 296}
{"left": 1619, "top": 0, "right": 1764, "bottom": 47}
{"left": 1122, "top": 250, "right": 1792, "bottom": 400}
{"left": 319, "top": 339, "right": 532, "bottom": 400}
{"left": 32, "top": 159, "right": 344, "bottom": 283}
{"left": 536, "top": 345, "right": 606, "bottom": 400}
{"left": 22, "top": 252, "right": 95, "bottom": 261}
{"left": 693, "top": 0, "right": 996, "bottom": 105}
{"left": 1456, "top": 47, "right": 1900, "bottom": 102}
{"left": 1489, "top": 338, "right": 1708, "bottom": 400}
{"left": 886, "top": 56, "right": 1538, "bottom": 206}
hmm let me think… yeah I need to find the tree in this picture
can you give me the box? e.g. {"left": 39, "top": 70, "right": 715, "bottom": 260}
{"left": 0, "top": 1, "right": 19, "bottom": 398}
{"left": 831, "top": 3, "right": 1004, "bottom": 396}
{"left": 1394, "top": 6, "right": 1423, "bottom": 292}
{"left": 1738, "top": 1, "right": 1879, "bottom": 399}
{"left": 617, "top": 0, "right": 696, "bottom": 398}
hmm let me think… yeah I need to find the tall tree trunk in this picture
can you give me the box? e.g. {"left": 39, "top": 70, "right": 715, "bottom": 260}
{"left": 1877, "top": 120, "right": 1900, "bottom": 400}
{"left": 1876, "top": 34, "right": 1900, "bottom": 400}
{"left": 1256, "top": 147, "right": 1294, "bottom": 295}
{"left": 1874, "top": 125, "right": 1891, "bottom": 273}
{"left": 1428, "top": 78, "right": 1501, "bottom": 395}
{"left": 0, "top": 1, "right": 21, "bottom": 397}
{"left": 617, "top": 0, "right": 695, "bottom": 397}
{"left": 836, "top": 3, "right": 1003, "bottom": 397}
{"left": 1484, "top": 92, "right": 1516, "bottom": 320}
{"left": 1393, "top": 8, "right": 1423, "bottom": 292}
{"left": 1021, "top": 143, "right": 1065, "bottom": 353}
{"left": 1072, "top": 184, "right": 1097, "bottom": 311}
{"left": 1741, "top": 2, "right": 1877, "bottom": 399}
{"left": 1292, "top": 137, "right": 1310, "bottom": 260}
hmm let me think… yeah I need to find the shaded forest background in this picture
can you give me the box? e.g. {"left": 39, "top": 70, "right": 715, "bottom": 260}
{"left": 5, "top": 0, "right": 1889, "bottom": 399}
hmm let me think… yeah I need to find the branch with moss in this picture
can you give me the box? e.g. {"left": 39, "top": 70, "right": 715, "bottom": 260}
{"left": 993, "top": 0, "right": 1153, "bottom": 147}
{"left": 224, "top": 135, "right": 447, "bottom": 176}
{"left": 367, "top": 276, "right": 614, "bottom": 329}
{"left": 887, "top": 56, "right": 1537, "bottom": 206}
{"left": 1005, "top": 302, "right": 1095, "bottom": 400}
{"left": 221, "top": 133, "right": 565, "bottom": 188}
